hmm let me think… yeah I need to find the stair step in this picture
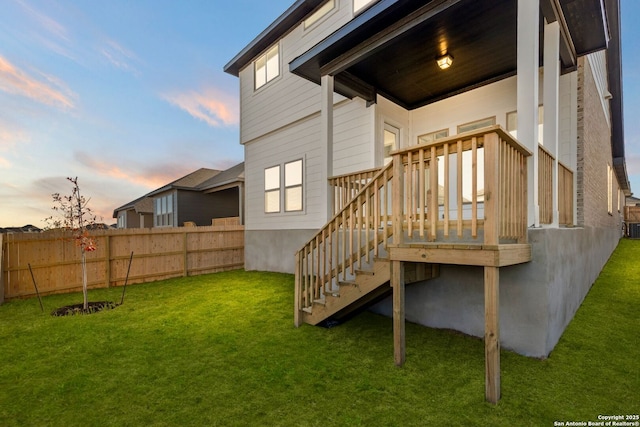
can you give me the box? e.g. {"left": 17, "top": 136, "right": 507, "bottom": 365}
{"left": 338, "top": 280, "right": 357, "bottom": 287}
{"left": 302, "top": 307, "right": 313, "bottom": 314}
{"left": 323, "top": 289, "right": 340, "bottom": 297}
{"left": 355, "top": 269, "right": 375, "bottom": 276}
{"left": 313, "top": 298, "right": 326, "bottom": 306}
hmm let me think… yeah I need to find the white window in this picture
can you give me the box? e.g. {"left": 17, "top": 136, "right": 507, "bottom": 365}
{"left": 265, "top": 165, "right": 281, "bottom": 213}
{"left": 354, "top": 0, "right": 376, "bottom": 13}
{"left": 264, "top": 160, "right": 304, "bottom": 213}
{"left": 285, "top": 160, "right": 303, "bottom": 212}
{"left": 458, "top": 117, "right": 496, "bottom": 134}
{"left": 506, "top": 106, "right": 544, "bottom": 144}
{"left": 117, "top": 212, "right": 127, "bottom": 228}
{"left": 155, "top": 193, "right": 174, "bottom": 226}
{"left": 305, "top": 0, "right": 335, "bottom": 28}
{"left": 255, "top": 45, "right": 279, "bottom": 90}
{"left": 418, "top": 129, "right": 449, "bottom": 145}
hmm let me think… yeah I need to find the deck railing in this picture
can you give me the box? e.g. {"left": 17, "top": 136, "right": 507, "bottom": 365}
{"left": 295, "top": 162, "right": 394, "bottom": 322}
{"left": 329, "top": 168, "right": 381, "bottom": 214}
{"left": 538, "top": 145, "right": 554, "bottom": 224}
{"left": 393, "top": 126, "right": 530, "bottom": 245}
{"left": 295, "top": 126, "right": 531, "bottom": 321}
{"left": 558, "top": 162, "right": 574, "bottom": 225}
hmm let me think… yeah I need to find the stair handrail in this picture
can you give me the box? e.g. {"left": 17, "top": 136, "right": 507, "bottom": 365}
{"left": 295, "top": 161, "right": 394, "bottom": 325}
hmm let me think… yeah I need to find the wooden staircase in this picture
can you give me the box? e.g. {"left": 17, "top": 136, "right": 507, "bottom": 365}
{"left": 300, "top": 258, "right": 391, "bottom": 325}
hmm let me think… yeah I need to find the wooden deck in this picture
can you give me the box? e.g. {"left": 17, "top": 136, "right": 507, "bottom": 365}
{"left": 295, "top": 126, "right": 534, "bottom": 403}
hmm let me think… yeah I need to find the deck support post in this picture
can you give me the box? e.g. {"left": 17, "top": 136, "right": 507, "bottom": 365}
{"left": 392, "top": 260, "right": 405, "bottom": 366}
{"left": 321, "top": 74, "right": 335, "bottom": 222}
{"left": 484, "top": 266, "right": 500, "bottom": 404}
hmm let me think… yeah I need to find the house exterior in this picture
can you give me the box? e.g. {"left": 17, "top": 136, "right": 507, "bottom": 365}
{"left": 113, "top": 163, "right": 244, "bottom": 228}
{"left": 224, "top": 0, "right": 629, "bottom": 402}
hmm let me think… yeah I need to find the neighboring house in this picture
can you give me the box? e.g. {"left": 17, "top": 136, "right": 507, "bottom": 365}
{"left": 113, "top": 196, "right": 154, "bottom": 229}
{"left": 224, "top": 0, "right": 629, "bottom": 402}
{"left": 113, "top": 163, "right": 244, "bottom": 228}
{"left": 0, "top": 225, "right": 42, "bottom": 233}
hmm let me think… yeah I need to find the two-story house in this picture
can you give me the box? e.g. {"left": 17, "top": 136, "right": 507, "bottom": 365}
{"left": 224, "top": 0, "right": 629, "bottom": 402}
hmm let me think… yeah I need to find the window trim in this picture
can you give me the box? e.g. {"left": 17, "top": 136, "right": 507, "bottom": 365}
{"left": 607, "top": 164, "right": 613, "bottom": 215}
{"left": 457, "top": 116, "right": 496, "bottom": 134}
{"left": 284, "top": 159, "right": 304, "bottom": 212}
{"left": 417, "top": 128, "right": 449, "bottom": 145}
{"left": 304, "top": 0, "right": 336, "bottom": 30}
{"left": 264, "top": 165, "right": 281, "bottom": 214}
{"left": 154, "top": 193, "right": 175, "bottom": 227}
{"left": 353, "top": 0, "right": 377, "bottom": 14}
{"left": 254, "top": 44, "right": 280, "bottom": 91}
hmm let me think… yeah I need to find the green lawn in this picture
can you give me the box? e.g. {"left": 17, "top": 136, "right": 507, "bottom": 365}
{"left": 1, "top": 240, "right": 638, "bottom": 426}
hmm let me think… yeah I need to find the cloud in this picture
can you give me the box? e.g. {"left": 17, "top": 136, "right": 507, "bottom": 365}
{"left": 0, "top": 156, "right": 11, "bottom": 168}
{"left": 74, "top": 151, "right": 197, "bottom": 190}
{"left": 0, "top": 55, "right": 76, "bottom": 109}
{"left": 163, "top": 86, "right": 238, "bottom": 127}
{"left": 100, "top": 39, "right": 139, "bottom": 74}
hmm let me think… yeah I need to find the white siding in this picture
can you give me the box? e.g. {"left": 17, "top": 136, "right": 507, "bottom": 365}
{"left": 587, "top": 51, "right": 611, "bottom": 126}
{"left": 332, "top": 98, "right": 375, "bottom": 176}
{"left": 409, "top": 77, "right": 518, "bottom": 142}
{"left": 245, "top": 113, "right": 326, "bottom": 231}
{"left": 239, "top": 0, "right": 353, "bottom": 145}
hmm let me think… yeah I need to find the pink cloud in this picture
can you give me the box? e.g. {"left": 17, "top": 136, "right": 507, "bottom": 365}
{"left": 0, "top": 55, "right": 76, "bottom": 109}
{"left": 0, "top": 156, "right": 11, "bottom": 168}
{"left": 163, "top": 87, "right": 238, "bottom": 127}
{"left": 74, "top": 151, "right": 196, "bottom": 190}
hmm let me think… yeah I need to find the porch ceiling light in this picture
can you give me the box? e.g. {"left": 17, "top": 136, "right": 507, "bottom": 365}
{"left": 436, "top": 53, "right": 453, "bottom": 70}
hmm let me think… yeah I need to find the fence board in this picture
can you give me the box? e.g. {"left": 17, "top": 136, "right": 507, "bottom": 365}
{"left": 1, "top": 219, "right": 244, "bottom": 300}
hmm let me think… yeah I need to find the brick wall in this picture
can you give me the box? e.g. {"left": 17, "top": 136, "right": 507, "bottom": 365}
{"left": 576, "top": 56, "right": 623, "bottom": 229}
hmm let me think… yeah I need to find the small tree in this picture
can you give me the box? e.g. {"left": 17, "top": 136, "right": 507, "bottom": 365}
{"left": 45, "top": 177, "right": 99, "bottom": 310}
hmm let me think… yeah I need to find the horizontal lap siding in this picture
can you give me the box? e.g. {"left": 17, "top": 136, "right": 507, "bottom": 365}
{"left": 245, "top": 114, "right": 324, "bottom": 231}
{"left": 333, "top": 99, "right": 374, "bottom": 176}
{"left": 240, "top": 1, "right": 352, "bottom": 145}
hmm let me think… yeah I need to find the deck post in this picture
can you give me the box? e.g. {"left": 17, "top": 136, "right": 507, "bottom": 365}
{"left": 484, "top": 265, "right": 500, "bottom": 404}
{"left": 294, "top": 252, "right": 301, "bottom": 327}
{"left": 391, "top": 152, "right": 405, "bottom": 365}
{"left": 321, "top": 74, "right": 335, "bottom": 222}
{"left": 392, "top": 260, "right": 405, "bottom": 366}
{"left": 483, "top": 132, "right": 501, "bottom": 246}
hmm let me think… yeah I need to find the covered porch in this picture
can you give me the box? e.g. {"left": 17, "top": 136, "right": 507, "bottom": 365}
{"left": 291, "top": 0, "right": 610, "bottom": 403}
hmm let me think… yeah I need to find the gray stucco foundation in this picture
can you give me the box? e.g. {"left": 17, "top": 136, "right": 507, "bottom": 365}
{"left": 371, "top": 226, "right": 621, "bottom": 357}
{"left": 245, "top": 226, "right": 620, "bottom": 358}
{"left": 245, "top": 229, "right": 318, "bottom": 273}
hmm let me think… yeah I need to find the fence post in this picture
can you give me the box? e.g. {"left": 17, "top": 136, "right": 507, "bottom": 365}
{"left": 183, "top": 230, "right": 188, "bottom": 277}
{"left": 105, "top": 234, "right": 111, "bottom": 288}
{"left": 0, "top": 234, "right": 4, "bottom": 305}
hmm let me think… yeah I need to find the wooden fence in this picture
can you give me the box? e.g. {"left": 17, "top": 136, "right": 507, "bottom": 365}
{"left": 1, "top": 218, "right": 244, "bottom": 301}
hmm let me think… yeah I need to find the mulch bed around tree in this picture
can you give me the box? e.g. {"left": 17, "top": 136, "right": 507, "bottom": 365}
{"left": 51, "top": 301, "right": 117, "bottom": 317}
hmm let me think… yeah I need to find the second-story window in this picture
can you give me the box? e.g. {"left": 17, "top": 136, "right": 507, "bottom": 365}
{"left": 354, "top": 0, "right": 376, "bottom": 14}
{"left": 255, "top": 45, "right": 279, "bottom": 90}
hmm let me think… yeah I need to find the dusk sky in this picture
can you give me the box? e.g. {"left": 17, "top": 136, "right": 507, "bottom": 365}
{"left": 1, "top": 0, "right": 639, "bottom": 227}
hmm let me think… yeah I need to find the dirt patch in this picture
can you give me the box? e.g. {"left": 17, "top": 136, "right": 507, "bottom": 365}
{"left": 51, "top": 301, "right": 117, "bottom": 317}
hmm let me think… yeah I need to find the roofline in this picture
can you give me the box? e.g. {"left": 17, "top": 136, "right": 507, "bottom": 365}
{"left": 605, "top": 0, "right": 629, "bottom": 192}
{"left": 224, "top": 0, "right": 325, "bottom": 76}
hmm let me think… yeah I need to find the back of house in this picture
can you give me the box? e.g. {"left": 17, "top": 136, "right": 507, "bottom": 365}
{"left": 225, "top": 0, "right": 629, "bottom": 363}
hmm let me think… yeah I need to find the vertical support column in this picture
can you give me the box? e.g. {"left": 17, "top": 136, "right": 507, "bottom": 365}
{"left": 544, "top": 21, "right": 561, "bottom": 226}
{"left": 392, "top": 260, "right": 405, "bottom": 366}
{"left": 485, "top": 266, "right": 500, "bottom": 404}
{"left": 321, "top": 74, "right": 335, "bottom": 222}
{"left": 392, "top": 152, "right": 405, "bottom": 365}
{"left": 518, "top": 0, "right": 540, "bottom": 227}
{"left": 483, "top": 133, "right": 501, "bottom": 246}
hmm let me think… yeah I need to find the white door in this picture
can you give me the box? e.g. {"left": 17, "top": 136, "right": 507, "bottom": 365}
{"left": 383, "top": 123, "right": 400, "bottom": 165}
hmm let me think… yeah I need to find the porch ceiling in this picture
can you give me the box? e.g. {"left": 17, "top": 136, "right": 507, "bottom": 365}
{"left": 289, "top": 0, "right": 609, "bottom": 110}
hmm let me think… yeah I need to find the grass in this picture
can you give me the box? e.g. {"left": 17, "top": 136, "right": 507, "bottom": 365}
{"left": 0, "top": 240, "right": 638, "bottom": 426}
